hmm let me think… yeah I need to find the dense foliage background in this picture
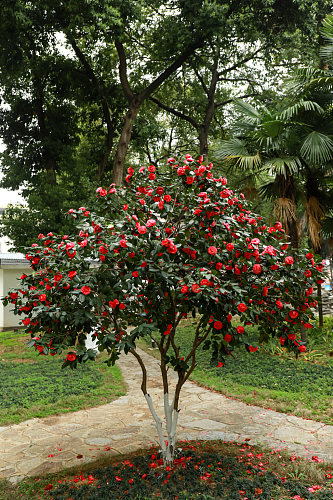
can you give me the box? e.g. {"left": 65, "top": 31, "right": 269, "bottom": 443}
{"left": 1, "top": 0, "right": 333, "bottom": 250}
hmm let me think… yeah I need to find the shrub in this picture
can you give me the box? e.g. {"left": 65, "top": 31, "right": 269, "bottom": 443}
{"left": 3, "top": 155, "right": 323, "bottom": 465}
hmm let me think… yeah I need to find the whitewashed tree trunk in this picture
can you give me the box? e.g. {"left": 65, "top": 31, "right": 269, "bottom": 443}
{"left": 144, "top": 392, "right": 179, "bottom": 466}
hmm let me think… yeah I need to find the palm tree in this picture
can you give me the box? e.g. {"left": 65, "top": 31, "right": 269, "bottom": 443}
{"left": 217, "top": 97, "right": 333, "bottom": 252}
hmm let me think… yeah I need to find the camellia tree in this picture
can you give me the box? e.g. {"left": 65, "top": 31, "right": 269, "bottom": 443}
{"left": 4, "top": 156, "right": 324, "bottom": 466}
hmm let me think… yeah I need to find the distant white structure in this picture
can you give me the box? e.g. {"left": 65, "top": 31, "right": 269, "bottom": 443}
{"left": 0, "top": 252, "right": 30, "bottom": 330}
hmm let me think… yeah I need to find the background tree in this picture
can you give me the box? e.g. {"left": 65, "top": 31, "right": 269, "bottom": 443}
{"left": 0, "top": 0, "right": 332, "bottom": 250}
{"left": 149, "top": 2, "right": 333, "bottom": 162}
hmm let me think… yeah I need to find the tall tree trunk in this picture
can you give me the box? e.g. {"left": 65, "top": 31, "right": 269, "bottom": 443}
{"left": 289, "top": 217, "right": 299, "bottom": 252}
{"left": 198, "top": 125, "right": 209, "bottom": 159}
{"left": 112, "top": 104, "right": 139, "bottom": 185}
{"left": 317, "top": 281, "right": 324, "bottom": 328}
{"left": 114, "top": 39, "right": 202, "bottom": 184}
{"left": 67, "top": 37, "right": 114, "bottom": 181}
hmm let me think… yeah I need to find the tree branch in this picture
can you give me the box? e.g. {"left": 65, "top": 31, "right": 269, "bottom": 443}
{"left": 150, "top": 97, "right": 198, "bottom": 129}
{"left": 193, "top": 68, "right": 209, "bottom": 96}
{"left": 215, "top": 92, "right": 260, "bottom": 108}
{"left": 115, "top": 40, "right": 135, "bottom": 103}
{"left": 140, "top": 41, "right": 203, "bottom": 102}
{"left": 130, "top": 348, "right": 147, "bottom": 395}
{"left": 68, "top": 36, "right": 114, "bottom": 178}
{"left": 221, "top": 44, "right": 269, "bottom": 75}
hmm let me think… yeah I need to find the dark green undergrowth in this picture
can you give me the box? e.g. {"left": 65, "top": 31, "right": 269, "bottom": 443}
{"left": 0, "top": 331, "right": 126, "bottom": 425}
{"left": 140, "top": 316, "right": 333, "bottom": 424}
{"left": 1, "top": 440, "right": 332, "bottom": 499}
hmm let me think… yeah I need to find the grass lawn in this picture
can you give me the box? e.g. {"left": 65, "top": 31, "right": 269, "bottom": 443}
{"left": 139, "top": 316, "right": 333, "bottom": 425}
{"left": 0, "top": 440, "right": 332, "bottom": 499}
{"left": 0, "top": 330, "right": 127, "bottom": 425}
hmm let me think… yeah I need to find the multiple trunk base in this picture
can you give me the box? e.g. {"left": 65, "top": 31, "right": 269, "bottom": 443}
{"left": 144, "top": 393, "right": 179, "bottom": 466}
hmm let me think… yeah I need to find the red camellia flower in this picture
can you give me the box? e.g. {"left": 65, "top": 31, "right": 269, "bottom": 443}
{"left": 67, "top": 352, "right": 76, "bottom": 362}
{"left": 289, "top": 310, "right": 298, "bottom": 319}
{"left": 109, "top": 299, "right": 119, "bottom": 309}
{"left": 39, "top": 294, "right": 47, "bottom": 302}
{"left": 214, "top": 321, "right": 223, "bottom": 330}
{"left": 68, "top": 271, "right": 77, "bottom": 279}
{"left": 181, "top": 285, "right": 189, "bottom": 294}
{"left": 132, "top": 271, "right": 139, "bottom": 278}
{"left": 303, "top": 322, "right": 313, "bottom": 329}
{"left": 224, "top": 333, "right": 232, "bottom": 342}
{"left": 10, "top": 292, "right": 18, "bottom": 299}
{"left": 237, "top": 303, "right": 247, "bottom": 313}
{"left": 285, "top": 256, "right": 294, "bottom": 265}
{"left": 279, "top": 336, "right": 286, "bottom": 345}
{"left": 306, "top": 252, "right": 314, "bottom": 259}
{"left": 146, "top": 219, "right": 156, "bottom": 227}
{"left": 288, "top": 333, "right": 296, "bottom": 341}
{"left": 253, "top": 264, "right": 262, "bottom": 274}
{"left": 81, "top": 286, "right": 91, "bottom": 295}
{"left": 99, "top": 246, "right": 108, "bottom": 254}
{"left": 208, "top": 246, "right": 217, "bottom": 255}
{"left": 237, "top": 326, "right": 244, "bottom": 334}
{"left": 216, "top": 262, "right": 223, "bottom": 270}
{"left": 226, "top": 243, "right": 234, "bottom": 251}
{"left": 22, "top": 318, "right": 31, "bottom": 326}
{"left": 276, "top": 300, "right": 283, "bottom": 309}
{"left": 298, "top": 345, "right": 306, "bottom": 353}
{"left": 249, "top": 345, "right": 258, "bottom": 352}
{"left": 191, "top": 284, "right": 201, "bottom": 293}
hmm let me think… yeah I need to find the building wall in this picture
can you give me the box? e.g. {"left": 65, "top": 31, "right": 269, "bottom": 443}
{"left": 0, "top": 265, "right": 30, "bottom": 330}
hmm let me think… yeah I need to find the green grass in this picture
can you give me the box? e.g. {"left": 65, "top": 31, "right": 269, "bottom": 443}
{"left": 0, "top": 330, "right": 127, "bottom": 425}
{"left": 139, "top": 316, "right": 333, "bottom": 424}
{"left": 0, "top": 440, "right": 332, "bottom": 499}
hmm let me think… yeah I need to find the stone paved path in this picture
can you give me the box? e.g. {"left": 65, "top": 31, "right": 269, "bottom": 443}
{"left": 0, "top": 348, "right": 332, "bottom": 484}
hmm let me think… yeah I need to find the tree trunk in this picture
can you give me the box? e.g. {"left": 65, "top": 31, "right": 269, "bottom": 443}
{"left": 289, "top": 217, "right": 299, "bottom": 252}
{"left": 144, "top": 392, "right": 179, "bottom": 466}
{"left": 112, "top": 104, "right": 139, "bottom": 185}
{"left": 199, "top": 125, "right": 209, "bottom": 160}
{"left": 317, "top": 282, "right": 323, "bottom": 328}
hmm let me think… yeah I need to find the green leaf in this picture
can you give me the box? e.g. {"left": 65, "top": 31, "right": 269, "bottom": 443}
{"left": 300, "top": 131, "right": 333, "bottom": 164}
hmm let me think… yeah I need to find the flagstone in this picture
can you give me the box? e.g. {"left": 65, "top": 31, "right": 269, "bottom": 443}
{"left": 0, "top": 347, "right": 332, "bottom": 484}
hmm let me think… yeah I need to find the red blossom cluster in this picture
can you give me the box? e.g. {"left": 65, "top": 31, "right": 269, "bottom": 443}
{"left": 3, "top": 156, "right": 323, "bottom": 369}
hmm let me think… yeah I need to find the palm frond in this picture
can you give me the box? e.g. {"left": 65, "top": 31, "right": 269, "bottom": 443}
{"left": 300, "top": 131, "right": 333, "bottom": 164}
{"left": 217, "top": 139, "right": 262, "bottom": 170}
{"left": 303, "top": 76, "right": 333, "bottom": 90}
{"left": 286, "top": 68, "right": 331, "bottom": 93}
{"left": 279, "top": 100, "right": 324, "bottom": 120}
{"left": 233, "top": 99, "right": 261, "bottom": 123}
{"left": 235, "top": 153, "right": 262, "bottom": 170}
{"left": 258, "top": 180, "right": 280, "bottom": 201}
{"left": 262, "top": 157, "right": 301, "bottom": 177}
{"left": 320, "top": 14, "right": 333, "bottom": 63}
{"left": 322, "top": 211, "right": 333, "bottom": 238}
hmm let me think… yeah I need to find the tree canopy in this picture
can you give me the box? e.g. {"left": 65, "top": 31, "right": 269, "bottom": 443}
{"left": 1, "top": 0, "right": 332, "bottom": 249}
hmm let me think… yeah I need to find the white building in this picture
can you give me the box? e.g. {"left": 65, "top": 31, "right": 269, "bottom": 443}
{"left": 0, "top": 252, "right": 30, "bottom": 330}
